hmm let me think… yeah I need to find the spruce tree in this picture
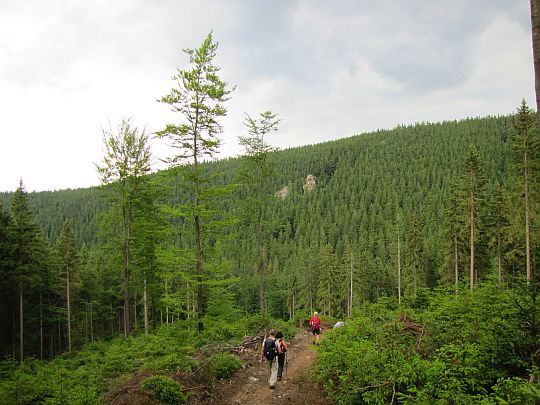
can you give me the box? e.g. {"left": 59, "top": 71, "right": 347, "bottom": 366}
{"left": 404, "top": 214, "right": 425, "bottom": 298}
{"left": 317, "top": 244, "right": 341, "bottom": 317}
{"left": 341, "top": 240, "right": 358, "bottom": 317}
{"left": 95, "top": 118, "right": 152, "bottom": 336}
{"left": 460, "top": 144, "right": 487, "bottom": 290}
{"left": 130, "top": 179, "right": 165, "bottom": 335}
{"left": 0, "top": 201, "right": 15, "bottom": 358}
{"left": 485, "top": 182, "right": 511, "bottom": 283}
{"left": 512, "top": 100, "right": 539, "bottom": 285}
{"left": 56, "top": 219, "right": 79, "bottom": 352}
{"left": 442, "top": 179, "right": 467, "bottom": 294}
{"left": 157, "top": 32, "right": 233, "bottom": 332}
{"left": 10, "top": 180, "right": 42, "bottom": 363}
{"left": 238, "top": 110, "right": 280, "bottom": 314}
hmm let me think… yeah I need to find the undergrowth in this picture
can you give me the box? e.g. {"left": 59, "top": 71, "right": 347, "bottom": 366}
{"left": 0, "top": 314, "right": 298, "bottom": 404}
{"left": 313, "top": 282, "right": 540, "bottom": 404}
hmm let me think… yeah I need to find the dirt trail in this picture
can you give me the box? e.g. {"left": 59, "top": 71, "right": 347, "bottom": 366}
{"left": 188, "top": 328, "right": 331, "bottom": 405}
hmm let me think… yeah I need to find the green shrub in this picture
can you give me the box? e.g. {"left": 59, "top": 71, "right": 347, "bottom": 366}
{"left": 141, "top": 375, "right": 187, "bottom": 404}
{"left": 150, "top": 353, "right": 200, "bottom": 372}
{"left": 0, "top": 365, "right": 45, "bottom": 405}
{"left": 314, "top": 317, "right": 422, "bottom": 404}
{"left": 314, "top": 282, "right": 540, "bottom": 404}
{"left": 207, "top": 352, "right": 242, "bottom": 381}
{"left": 202, "top": 319, "right": 243, "bottom": 342}
{"left": 0, "top": 315, "right": 295, "bottom": 404}
{"left": 491, "top": 377, "right": 540, "bottom": 404}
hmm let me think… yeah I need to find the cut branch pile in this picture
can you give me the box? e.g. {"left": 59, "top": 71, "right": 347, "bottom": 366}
{"left": 229, "top": 335, "right": 264, "bottom": 353}
{"left": 398, "top": 314, "right": 425, "bottom": 353}
{"left": 398, "top": 315, "right": 423, "bottom": 337}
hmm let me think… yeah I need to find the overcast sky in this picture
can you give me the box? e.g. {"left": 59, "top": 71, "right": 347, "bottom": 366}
{"left": 0, "top": 0, "right": 535, "bottom": 192}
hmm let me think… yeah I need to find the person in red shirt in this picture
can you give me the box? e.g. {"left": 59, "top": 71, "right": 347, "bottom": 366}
{"left": 309, "top": 311, "right": 321, "bottom": 345}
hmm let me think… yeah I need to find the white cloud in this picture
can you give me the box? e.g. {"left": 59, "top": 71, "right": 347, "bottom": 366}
{"left": 0, "top": 1, "right": 535, "bottom": 192}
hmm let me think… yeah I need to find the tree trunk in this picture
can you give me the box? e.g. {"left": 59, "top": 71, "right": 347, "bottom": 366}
{"left": 151, "top": 298, "right": 156, "bottom": 330}
{"left": 186, "top": 280, "right": 191, "bottom": 320}
{"left": 397, "top": 234, "right": 402, "bottom": 304}
{"left": 85, "top": 302, "right": 88, "bottom": 343}
{"left": 524, "top": 155, "right": 532, "bottom": 285}
{"left": 123, "top": 203, "right": 131, "bottom": 337}
{"left": 89, "top": 302, "right": 94, "bottom": 342}
{"left": 349, "top": 253, "right": 353, "bottom": 317}
{"left": 19, "top": 281, "right": 23, "bottom": 364}
{"left": 498, "top": 235, "right": 503, "bottom": 284}
{"left": 58, "top": 320, "right": 61, "bottom": 354}
{"left": 110, "top": 303, "right": 114, "bottom": 336}
{"left": 12, "top": 310, "right": 15, "bottom": 360}
{"left": 293, "top": 291, "right": 296, "bottom": 319}
{"left": 195, "top": 211, "right": 203, "bottom": 333}
{"left": 143, "top": 275, "right": 148, "bottom": 336}
{"left": 291, "top": 291, "right": 295, "bottom": 320}
{"left": 48, "top": 295, "right": 54, "bottom": 359}
{"left": 470, "top": 197, "right": 475, "bottom": 291}
{"left": 165, "top": 278, "right": 169, "bottom": 325}
{"left": 257, "top": 202, "right": 266, "bottom": 314}
{"left": 530, "top": 0, "right": 540, "bottom": 133}
{"left": 39, "top": 293, "right": 43, "bottom": 360}
{"left": 134, "top": 291, "right": 137, "bottom": 330}
{"left": 192, "top": 129, "right": 205, "bottom": 333}
{"left": 454, "top": 234, "right": 459, "bottom": 295}
{"left": 530, "top": 6, "right": 540, "bottom": 328}
{"left": 67, "top": 269, "right": 72, "bottom": 352}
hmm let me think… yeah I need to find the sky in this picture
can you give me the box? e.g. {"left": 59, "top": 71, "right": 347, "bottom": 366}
{"left": 0, "top": 0, "right": 535, "bottom": 192}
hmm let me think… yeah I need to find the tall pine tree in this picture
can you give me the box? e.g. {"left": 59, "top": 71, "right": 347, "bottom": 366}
{"left": 10, "top": 180, "right": 42, "bottom": 363}
{"left": 95, "top": 118, "right": 152, "bottom": 336}
{"left": 157, "top": 32, "right": 233, "bottom": 332}
{"left": 238, "top": 110, "right": 280, "bottom": 314}
{"left": 460, "top": 145, "right": 487, "bottom": 290}
{"left": 512, "top": 100, "right": 539, "bottom": 285}
{"left": 56, "top": 219, "right": 79, "bottom": 352}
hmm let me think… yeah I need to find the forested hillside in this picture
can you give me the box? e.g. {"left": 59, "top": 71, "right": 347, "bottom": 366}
{"left": 0, "top": 187, "right": 106, "bottom": 246}
{"left": 0, "top": 115, "right": 511, "bottom": 249}
{"left": 0, "top": 114, "right": 517, "bottom": 343}
{"left": 1, "top": 111, "right": 539, "bottom": 403}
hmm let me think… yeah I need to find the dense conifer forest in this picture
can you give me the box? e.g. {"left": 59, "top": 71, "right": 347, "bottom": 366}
{"left": 0, "top": 115, "right": 519, "bottom": 331}
{"left": 1, "top": 111, "right": 539, "bottom": 403}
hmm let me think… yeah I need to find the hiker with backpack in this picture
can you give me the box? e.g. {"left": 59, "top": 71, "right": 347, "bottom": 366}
{"left": 260, "top": 329, "right": 281, "bottom": 389}
{"left": 275, "top": 331, "right": 288, "bottom": 381}
{"left": 309, "top": 311, "right": 321, "bottom": 345}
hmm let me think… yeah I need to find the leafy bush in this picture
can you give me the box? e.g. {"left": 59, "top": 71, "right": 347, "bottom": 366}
{"left": 0, "top": 324, "right": 196, "bottom": 404}
{"left": 0, "top": 359, "right": 101, "bottom": 405}
{"left": 314, "top": 282, "right": 540, "bottom": 404}
{"left": 0, "top": 314, "right": 295, "bottom": 404}
{"left": 314, "top": 316, "right": 423, "bottom": 404}
{"left": 491, "top": 377, "right": 540, "bottom": 404}
{"left": 202, "top": 313, "right": 299, "bottom": 347}
{"left": 207, "top": 352, "right": 242, "bottom": 381}
{"left": 141, "top": 375, "right": 187, "bottom": 404}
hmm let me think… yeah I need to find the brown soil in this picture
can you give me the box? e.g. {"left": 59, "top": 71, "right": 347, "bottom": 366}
{"left": 106, "top": 327, "right": 332, "bottom": 405}
{"left": 187, "top": 328, "right": 331, "bottom": 405}
{"left": 105, "top": 369, "right": 159, "bottom": 405}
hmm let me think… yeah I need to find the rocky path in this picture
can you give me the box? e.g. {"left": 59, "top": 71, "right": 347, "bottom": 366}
{"left": 189, "top": 328, "right": 331, "bottom": 405}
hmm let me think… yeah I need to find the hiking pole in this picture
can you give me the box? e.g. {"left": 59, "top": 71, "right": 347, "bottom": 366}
{"left": 260, "top": 329, "right": 267, "bottom": 362}
{"left": 285, "top": 352, "right": 288, "bottom": 380}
